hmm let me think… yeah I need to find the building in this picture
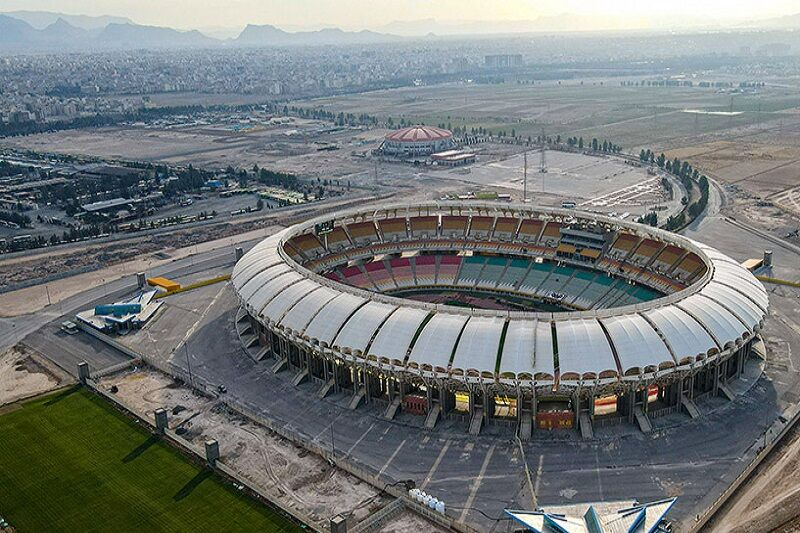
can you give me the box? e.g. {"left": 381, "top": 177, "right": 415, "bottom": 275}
{"left": 485, "top": 54, "right": 523, "bottom": 68}
{"left": 431, "top": 149, "right": 476, "bottom": 167}
{"left": 76, "top": 290, "right": 162, "bottom": 333}
{"left": 231, "top": 202, "right": 768, "bottom": 438}
{"left": 380, "top": 125, "right": 455, "bottom": 156}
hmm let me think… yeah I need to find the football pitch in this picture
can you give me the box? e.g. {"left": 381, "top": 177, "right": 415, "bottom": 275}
{"left": 0, "top": 387, "right": 302, "bottom": 532}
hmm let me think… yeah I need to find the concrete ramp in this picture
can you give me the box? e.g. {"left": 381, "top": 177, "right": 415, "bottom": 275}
{"left": 237, "top": 322, "right": 253, "bottom": 336}
{"left": 579, "top": 412, "right": 594, "bottom": 439}
{"left": 469, "top": 408, "right": 484, "bottom": 436}
{"left": 317, "top": 379, "right": 335, "bottom": 399}
{"left": 253, "top": 346, "right": 270, "bottom": 361}
{"left": 271, "top": 357, "right": 288, "bottom": 373}
{"left": 236, "top": 308, "right": 249, "bottom": 324}
{"left": 384, "top": 396, "right": 402, "bottom": 420}
{"left": 241, "top": 334, "right": 259, "bottom": 349}
{"left": 719, "top": 383, "right": 736, "bottom": 401}
{"left": 291, "top": 368, "right": 308, "bottom": 387}
{"left": 518, "top": 411, "right": 532, "bottom": 442}
{"left": 634, "top": 406, "right": 652, "bottom": 433}
{"left": 681, "top": 395, "right": 701, "bottom": 419}
{"left": 348, "top": 387, "right": 366, "bottom": 410}
{"left": 424, "top": 403, "right": 441, "bottom": 429}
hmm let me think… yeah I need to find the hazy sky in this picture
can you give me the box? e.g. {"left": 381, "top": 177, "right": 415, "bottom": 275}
{"left": 1, "top": 0, "right": 798, "bottom": 30}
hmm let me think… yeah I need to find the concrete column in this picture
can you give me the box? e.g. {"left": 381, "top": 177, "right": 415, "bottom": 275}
{"left": 572, "top": 391, "right": 580, "bottom": 427}
{"left": 332, "top": 361, "right": 340, "bottom": 393}
{"left": 468, "top": 390, "right": 476, "bottom": 418}
{"left": 78, "top": 361, "right": 90, "bottom": 384}
{"left": 330, "top": 515, "right": 348, "bottom": 533}
{"left": 764, "top": 249, "right": 773, "bottom": 267}
{"left": 136, "top": 272, "right": 146, "bottom": 288}
{"left": 628, "top": 387, "right": 636, "bottom": 423}
{"left": 235, "top": 247, "right": 244, "bottom": 261}
{"left": 713, "top": 361, "right": 720, "bottom": 396}
{"left": 154, "top": 408, "right": 168, "bottom": 434}
{"left": 363, "top": 369, "right": 370, "bottom": 404}
{"left": 205, "top": 439, "right": 220, "bottom": 466}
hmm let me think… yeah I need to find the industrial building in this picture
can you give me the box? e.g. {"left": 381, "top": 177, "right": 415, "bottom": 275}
{"left": 379, "top": 125, "right": 455, "bottom": 156}
{"left": 76, "top": 290, "right": 162, "bottom": 333}
{"left": 231, "top": 202, "right": 768, "bottom": 438}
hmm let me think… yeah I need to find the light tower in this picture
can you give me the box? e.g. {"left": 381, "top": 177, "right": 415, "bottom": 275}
{"left": 523, "top": 150, "right": 528, "bottom": 202}
{"left": 539, "top": 127, "right": 548, "bottom": 174}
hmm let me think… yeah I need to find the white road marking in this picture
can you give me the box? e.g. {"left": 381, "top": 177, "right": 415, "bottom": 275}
{"left": 378, "top": 438, "right": 407, "bottom": 477}
{"left": 595, "top": 451, "right": 605, "bottom": 501}
{"left": 534, "top": 454, "right": 544, "bottom": 497}
{"left": 346, "top": 422, "right": 376, "bottom": 456}
{"left": 459, "top": 443, "right": 496, "bottom": 522}
{"left": 421, "top": 441, "right": 451, "bottom": 489}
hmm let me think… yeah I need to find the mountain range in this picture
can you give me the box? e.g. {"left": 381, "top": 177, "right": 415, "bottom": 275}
{"left": 1, "top": 10, "right": 799, "bottom": 52}
{"left": 0, "top": 13, "right": 402, "bottom": 51}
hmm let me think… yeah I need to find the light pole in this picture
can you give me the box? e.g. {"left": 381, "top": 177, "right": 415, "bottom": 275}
{"left": 330, "top": 423, "right": 336, "bottom": 459}
{"left": 185, "top": 342, "right": 194, "bottom": 388}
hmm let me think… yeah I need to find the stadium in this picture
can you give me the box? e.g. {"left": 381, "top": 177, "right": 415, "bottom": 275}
{"left": 379, "top": 125, "right": 455, "bottom": 156}
{"left": 231, "top": 202, "right": 768, "bottom": 436}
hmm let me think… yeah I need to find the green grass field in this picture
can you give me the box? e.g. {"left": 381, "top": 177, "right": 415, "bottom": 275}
{"left": 0, "top": 387, "right": 302, "bottom": 533}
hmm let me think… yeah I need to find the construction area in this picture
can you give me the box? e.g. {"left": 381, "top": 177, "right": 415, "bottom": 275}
{"left": 96, "top": 368, "right": 444, "bottom": 532}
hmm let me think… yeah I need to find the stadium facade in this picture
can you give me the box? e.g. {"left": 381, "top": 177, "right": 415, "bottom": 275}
{"left": 379, "top": 125, "right": 455, "bottom": 156}
{"left": 232, "top": 202, "right": 768, "bottom": 436}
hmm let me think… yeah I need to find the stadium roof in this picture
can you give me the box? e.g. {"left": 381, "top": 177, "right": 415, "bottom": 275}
{"left": 385, "top": 125, "right": 452, "bottom": 142}
{"left": 232, "top": 203, "right": 768, "bottom": 384}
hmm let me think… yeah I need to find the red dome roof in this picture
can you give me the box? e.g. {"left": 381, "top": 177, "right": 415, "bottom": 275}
{"left": 385, "top": 125, "right": 452, "bottom": 143}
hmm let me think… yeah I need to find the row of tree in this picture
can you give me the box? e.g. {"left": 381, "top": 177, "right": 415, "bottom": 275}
{"left": 638, "top": 149, "right": 711, "bottom": 231}
{"left": 0, "top": 210, "right": 31, "bottom": 227}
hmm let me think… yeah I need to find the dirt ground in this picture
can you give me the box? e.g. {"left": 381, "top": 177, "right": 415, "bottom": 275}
{"left": 0, "top": 344, "right": 70, "bottom": 406}
{"left": 707, "top": 425, "right": 800, "bottom": 533}
{"left": 98, "top": 368, "right": 447, "bottom": 532}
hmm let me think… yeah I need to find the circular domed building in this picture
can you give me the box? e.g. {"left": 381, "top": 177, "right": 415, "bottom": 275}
{"left": 380, "top": 125, "right": 455, "bottom": 156}
{"left": 232, "top": 202, "right": 767, "bottom": 436}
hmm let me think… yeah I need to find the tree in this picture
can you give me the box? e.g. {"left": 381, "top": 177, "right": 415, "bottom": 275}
{"left": 592, "top": 138, "right": 598, "bottom": 151}
{"left": 578, "top": 137, "right": 584, "bottom": 149}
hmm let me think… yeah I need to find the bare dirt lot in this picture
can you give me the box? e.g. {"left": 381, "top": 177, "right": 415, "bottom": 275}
{"left": 3, "top": 118, "right": 383, "bottom": 181}
{"left": 0, "top": 344, "right": 70, "bottom": 405}
{"left": 99, "top": 368, "right": 447, "bottom": 532}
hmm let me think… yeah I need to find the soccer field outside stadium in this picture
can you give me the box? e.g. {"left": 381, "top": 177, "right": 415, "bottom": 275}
{"left": 0, "top": 387, "right": 302, "bottom": 533}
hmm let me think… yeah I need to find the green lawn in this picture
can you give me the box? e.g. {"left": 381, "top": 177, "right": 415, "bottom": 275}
{"left": 0, "top": 387, "right": 302, "bottom": 533}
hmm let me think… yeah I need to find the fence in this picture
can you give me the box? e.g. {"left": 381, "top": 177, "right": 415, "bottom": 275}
{"left": 649, "top": 405, "right": 679, "bottom": 420}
